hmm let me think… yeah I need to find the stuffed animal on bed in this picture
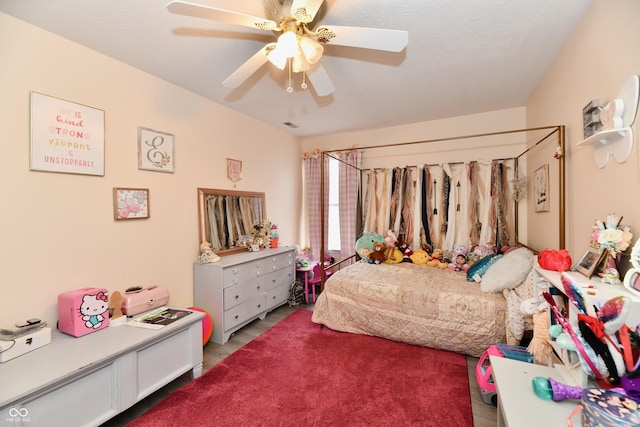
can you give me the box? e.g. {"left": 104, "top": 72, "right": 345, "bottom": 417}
{"left": 448, "top": 245, "right": 470, "bottom": 272}
{"left": 426, "top": 248, "right": 448, "bottom": 268}
{"left": 356, "top": 232, "right": 385, "bottom": 261}
{"left": 396, "top": 234, "right": 413, "bottom": 262}
{"left": 385, "top": 247, "right": 404, "bottom": 264}
{"left": 369, "top": 241, "right": 387, "bottom": 264}
{"left": 410, "top": 248, "right": 431, "bottom": 265}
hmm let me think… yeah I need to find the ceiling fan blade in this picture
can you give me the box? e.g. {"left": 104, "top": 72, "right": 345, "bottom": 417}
{"left": 291, "top": 0, "right": 324, "bottom": 23}
{"left": 166, "top": 1, "right": 278, "bottom": 31}
{"left": 316, "top": 25, "right": 408, "bottom": 52}
{"left": 223, "top": 43, "right": 275, "bottom": 89}
{"left": 306, "top": 63, "right": 335, "bottom": 97}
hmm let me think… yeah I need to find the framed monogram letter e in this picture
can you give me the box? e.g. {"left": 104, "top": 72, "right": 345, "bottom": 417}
{"left": 138, "top": 127, "right": 174, "bottom": 173}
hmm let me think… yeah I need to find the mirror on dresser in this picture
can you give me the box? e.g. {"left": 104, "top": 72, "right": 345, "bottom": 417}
{"left": 197, "top": 188, "right": 266, "bottom": 256}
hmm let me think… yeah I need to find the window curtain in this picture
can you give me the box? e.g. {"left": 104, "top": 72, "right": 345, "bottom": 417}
{"left": 303, "top": 153, "right": 329, "bottom": 261}
{"left": 338, "top": 150, "right": 361, "bottom": 265}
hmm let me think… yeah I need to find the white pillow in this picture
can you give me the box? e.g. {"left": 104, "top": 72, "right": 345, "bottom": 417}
{"left": 480, "top": 247, "right": 534, "bottom": 293}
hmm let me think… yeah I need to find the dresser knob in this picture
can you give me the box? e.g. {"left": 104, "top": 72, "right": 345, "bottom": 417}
{"left": 257, "top": 285, "right": 261, "bottom": 290}
{"left": 233, "top": 268, "right": 238, "bottom": 274}
{"left": 235, "top": 315, "right": 239, "bottom": 319}
{"left": 235, "top": 295, "right": 239, "bottom": 299}
{"left": 257, "top": 304, "right": 261, "bottom": 308}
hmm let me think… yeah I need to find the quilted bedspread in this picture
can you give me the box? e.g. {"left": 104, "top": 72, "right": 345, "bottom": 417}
{"left": 311, "top": 261, "right": 507, "bottom": 357}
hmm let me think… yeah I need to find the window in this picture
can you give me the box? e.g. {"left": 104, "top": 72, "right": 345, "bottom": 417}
{"left": 327, "top": 157, "right": 340, "bottom": 251}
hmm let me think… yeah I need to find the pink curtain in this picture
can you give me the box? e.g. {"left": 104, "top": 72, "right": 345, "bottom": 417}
{"left": 338, "top": 150, "right": 361, "bottom": 265}
{"left": 303, "top": 154, "right": 329, "bottom": 261}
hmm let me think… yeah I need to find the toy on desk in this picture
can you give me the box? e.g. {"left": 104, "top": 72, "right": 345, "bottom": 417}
{"left": 532, "top": 376, "right": 582, "bottom": 401}
{"left": 476, "top": 344, "right": 533, "bottom": 406}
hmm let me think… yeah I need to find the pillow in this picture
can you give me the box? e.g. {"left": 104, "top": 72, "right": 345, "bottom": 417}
{"left": 480, "top": 247, "right": 534, "bottom": 293}
{"left": 467, "top": 253, "right": 502, "bottom": 282}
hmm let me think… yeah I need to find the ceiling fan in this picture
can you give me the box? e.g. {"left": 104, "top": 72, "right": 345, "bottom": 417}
{"left": 166, "top": 0, "right": 408, "bottom": 96}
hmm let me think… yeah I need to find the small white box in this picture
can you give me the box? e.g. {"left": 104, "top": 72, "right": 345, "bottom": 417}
{"left": 0, "top": 327, "right": 51, "bottom": 362}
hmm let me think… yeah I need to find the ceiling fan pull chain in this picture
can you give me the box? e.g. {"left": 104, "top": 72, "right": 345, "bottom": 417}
{"left": 287, "top": 58, "right": 293, "bottom": 93}
{"left": 301, "top": 72, "right": 308, "bottom": 90}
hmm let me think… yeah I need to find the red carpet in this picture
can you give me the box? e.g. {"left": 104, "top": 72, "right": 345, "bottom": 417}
{"left": 128, "top": 309, "right": 472, "bottom": 427}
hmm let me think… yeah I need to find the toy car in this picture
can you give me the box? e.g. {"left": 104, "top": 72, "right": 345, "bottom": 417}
{"left": 476, "top": 344, "right": 533, "bottom": 405}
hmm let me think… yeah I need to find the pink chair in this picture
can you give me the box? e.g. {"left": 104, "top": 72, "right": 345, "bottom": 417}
{"left": 306, "top": 263, "right": 333, "bottom": 303}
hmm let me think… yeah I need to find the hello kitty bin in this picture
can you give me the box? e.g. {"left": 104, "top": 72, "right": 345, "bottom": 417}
{"left": 58, "top": 288, "right": 110, "bottom": 337}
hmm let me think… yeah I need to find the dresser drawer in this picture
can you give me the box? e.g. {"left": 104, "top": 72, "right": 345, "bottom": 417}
{"left": 264, "top": 267, "right": 294, "bottom": 291}
{"left": 266, "top": 251, "right": 295, "bottom": 271}
{"left": 222, "top": 261, "right": 265, "bottom": 287}
{"left": 224, "top": 295, "right": 267, "bottom": 329}
{"left": 266, "top": 283, "right": 291, "bottom": 310}
{"left": 223, "top": 277, "right": 265, "bottom": 310}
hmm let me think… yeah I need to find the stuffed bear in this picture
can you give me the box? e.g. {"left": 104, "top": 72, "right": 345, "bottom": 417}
{"left": 410, "top": 248, "right": 431, "bottom": 265}
{"left": 369, "top": 241, "right": 387, "bottom": 264}
{"left": 426, "top": 248, "right": 448, "bottom": 268}
{"left": 396, "top": 234, "right": 413, "bottom": 262}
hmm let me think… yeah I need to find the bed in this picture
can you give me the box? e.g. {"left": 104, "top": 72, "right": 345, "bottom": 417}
{"left": 308, "top": 126, "right": 564, "bottom": 357}
{"left": 312, "top": 262, "right": 504, "bottom": 356}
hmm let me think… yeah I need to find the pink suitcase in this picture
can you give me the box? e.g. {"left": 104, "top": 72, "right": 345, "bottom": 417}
{"left": 121, "top": 286, "right": 170, "bottom": 316}
{"left": 58, "top": 288, "right": 110, "bottom": 337}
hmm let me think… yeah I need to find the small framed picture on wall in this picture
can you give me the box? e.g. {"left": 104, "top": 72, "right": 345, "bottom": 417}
{"left": 227, "top": 158, "right": 242, "bottom": 187}
{"left": 534, "top": 164, "right": 549, "bottom": 212}
{"left": 113, "top": 188, "right": 150, "bottom": 220}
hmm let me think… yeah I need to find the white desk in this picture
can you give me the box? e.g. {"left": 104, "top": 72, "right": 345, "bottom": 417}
{"left": 0, "top": 309, "right": 204, "bottom": 427}
{"left": 491, "top": 356, "right": 582, "bottom": 427}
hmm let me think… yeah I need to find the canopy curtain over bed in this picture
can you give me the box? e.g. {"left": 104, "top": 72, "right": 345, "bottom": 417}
{"left": 360, "top": 159, "right": 516, "bottom": 253}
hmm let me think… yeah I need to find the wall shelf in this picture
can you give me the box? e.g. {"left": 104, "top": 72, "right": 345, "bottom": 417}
{"left": 577, "top": 75, "right": 639, "bottom": 168}
{"left": 577, "top": 126, "right": 634, "bottom": 168}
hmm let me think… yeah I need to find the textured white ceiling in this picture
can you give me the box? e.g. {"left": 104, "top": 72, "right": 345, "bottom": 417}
{"left": 0, "top": 0, "right": 592, "bottom": 137}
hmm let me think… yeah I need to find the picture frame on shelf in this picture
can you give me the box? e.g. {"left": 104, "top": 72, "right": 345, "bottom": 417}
{"left": 574, "top": 247, "right": 605, "bottom": 279}
{"left": 534, "top": 164, "right": 549, "bottom": 212}
{"left": 138, "top": 127, "right": 174, "bottom": 173}
{"left": 113, "top": 188, "right": 150, "bottom": 221}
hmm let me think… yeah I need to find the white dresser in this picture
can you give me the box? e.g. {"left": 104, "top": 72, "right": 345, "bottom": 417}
{"left": 0, "top": 309, "right": 204, "bottom": 427}
{"left": 194, "top": 246, "right": 295, "bottom": 344}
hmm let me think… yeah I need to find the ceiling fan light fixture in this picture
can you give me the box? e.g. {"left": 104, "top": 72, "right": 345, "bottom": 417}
{"left": 267, "top": 47, "right": 287, "bottom": 70}
{"left": 276, "top": 31, "right": 298, "bottom": 58}
{"left": 299, "top": 36, "right": 323, "bottom": 64}
{"left": 292, "top": 50, "right": 310, "bottom": 73}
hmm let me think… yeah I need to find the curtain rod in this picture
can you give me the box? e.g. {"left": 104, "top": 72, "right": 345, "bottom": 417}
{"left": 359, "top": 157, "right": 515, "bottom": 172}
